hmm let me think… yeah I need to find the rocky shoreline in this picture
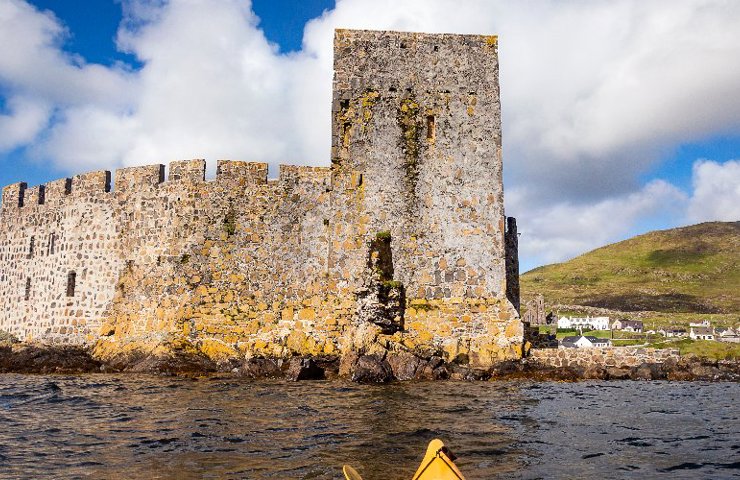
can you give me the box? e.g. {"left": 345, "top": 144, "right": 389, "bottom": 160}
{"left": 1, "top": 343, "right": 738, "bottom": 382}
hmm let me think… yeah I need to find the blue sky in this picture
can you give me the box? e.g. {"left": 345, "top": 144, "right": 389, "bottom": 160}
{"left": 1, "top": 0, "right": 738, "bottom": 271}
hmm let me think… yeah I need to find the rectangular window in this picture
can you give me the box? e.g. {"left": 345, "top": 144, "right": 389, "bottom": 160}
{"left": 66, "top": 271, "right": 76, "bottom": 297}
{"left": 25, "top": 277, "right": 31, "bottom": 301}
{"left": 426, "top": 115, "right": 436, "bottom": 142}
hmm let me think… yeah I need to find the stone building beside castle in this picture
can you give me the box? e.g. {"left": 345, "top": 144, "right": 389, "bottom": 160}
{"left": 0, "top": 29, "right": 522, "bottom": 369}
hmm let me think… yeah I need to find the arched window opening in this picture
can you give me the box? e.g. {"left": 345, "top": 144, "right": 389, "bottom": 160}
{"left": 49, "top": 232, "right": 56, "bottom": 255}
{"left": 66, "top": 271, "right": 76, "bottom": 297}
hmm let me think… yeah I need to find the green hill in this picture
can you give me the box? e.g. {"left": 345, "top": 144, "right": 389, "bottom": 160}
{"left": 521, "top": 222, "right": 740, "bottom": 314}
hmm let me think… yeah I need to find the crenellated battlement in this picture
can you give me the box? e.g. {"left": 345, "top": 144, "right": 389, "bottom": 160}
{"left": 168, "top": 159, "right": 206, "bottom": 183}
{"left": 0, "top": 159, "right": 334, "bottom": 217}
{"left": 71, "top": 170, "right": 112, "bottom": 196}
{"left": 1, "top": 182, "right": 26, "bottom": 210}
{"left": 43, "top": 178, "right": 72, "bottom": 205}
{"left": 23, "top": 185, "right": 45, "bottom": 206}
{"left": 278, "top": 165, "right": 331, "bottom": 186}
{"left": 216, "top": 160, "right": 268, "bottom": 186}
{"left": 115, "top": 164, "right": 165, "bottom": 192}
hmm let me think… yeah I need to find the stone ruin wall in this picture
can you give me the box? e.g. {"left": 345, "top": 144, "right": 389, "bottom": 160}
{"left": 0, "top": 29, "right": 522, "bottom": 366}
{"left": 0, "top": 161, "right": 339, "bottom": 349}
{"left": 528, "top": 347, "right": 681, "bottom": 369}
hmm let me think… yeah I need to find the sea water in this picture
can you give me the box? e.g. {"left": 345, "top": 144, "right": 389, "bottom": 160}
{"left": 0, "top": 375, "right": 737, "bottom": 479}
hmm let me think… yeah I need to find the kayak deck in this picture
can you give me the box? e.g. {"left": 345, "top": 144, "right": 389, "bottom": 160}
{"left": 343, "top": 439, "right": 466, "bottom": 480}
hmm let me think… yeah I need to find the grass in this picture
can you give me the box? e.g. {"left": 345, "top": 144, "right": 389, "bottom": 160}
{"left": 649, "top": 338, "right": 740, "bottom": 360}
{"left": 521, "top": 221, "right": 740, "bottom": 314}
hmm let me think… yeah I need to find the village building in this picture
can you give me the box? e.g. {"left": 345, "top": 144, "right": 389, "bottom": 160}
{"left": 521, "top": 294, "right": 557, "bottom": 327}
{"left": 557, "top": 316, "right": 610, "bottom": 331}
{"left": 611, "top": 319, "right": 644, "bottom": 333}
{"left": 690, "top": 326, "right": 714, "bottom": 341}
{"left": 716, "top": 327, "right": 740, "bottom": 343}
{"left": 560, "top": 335, "right": 612, "bottom": 349}
{"left": 658, "top": 327, "right": 687, "bottom": 338}
{"left": 522, "top": 295, "right": 546, "bottom": 326}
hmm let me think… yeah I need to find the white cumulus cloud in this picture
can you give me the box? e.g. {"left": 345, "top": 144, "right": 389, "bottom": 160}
{"left": 687, "top": 160, "right": 740, "bottom": 223}
{"left": 0, "top": 95, "right": 50, "bottom": 150}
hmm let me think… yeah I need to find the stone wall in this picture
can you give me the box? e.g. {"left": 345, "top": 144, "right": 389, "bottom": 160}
{"left": 0, "top": 29, "right": 522, "bottom": 368}
{"left": 528, "top": 347, "right": 680, "bottom": 369}
{"left": 0, "top": 173, "right": 120, "bottom": 344}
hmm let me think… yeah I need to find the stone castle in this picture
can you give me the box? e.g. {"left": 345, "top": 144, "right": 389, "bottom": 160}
{"left": 0, "top": 30, "right": 522, "bottom": 369}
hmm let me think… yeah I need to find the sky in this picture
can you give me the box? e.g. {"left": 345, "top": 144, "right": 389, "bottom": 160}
{"left": 0, "top": 0, "right": 739, "bottom": 272}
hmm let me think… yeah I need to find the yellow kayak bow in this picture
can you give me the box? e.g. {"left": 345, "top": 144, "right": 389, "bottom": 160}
{"left": 343, "top": 439, "right": 466, "bottom": 480}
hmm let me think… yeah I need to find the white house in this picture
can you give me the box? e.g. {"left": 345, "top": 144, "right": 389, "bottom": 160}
{"left": 611, "top": 319, "right": 644, "bottom": 333}
{"left": 690, "top": 326, "right": 714, "bottom": 340}
{"left": 560, "top": 335, "right": 612, "bottom": 348}
{"left": 716, "top": 328, "right": 740, "bottom": 343}
{"left": 558, "top": 316, "right": 610, "bottom": 331}
{"left": 659, "top": 327, "right": 687, "bottom": 338}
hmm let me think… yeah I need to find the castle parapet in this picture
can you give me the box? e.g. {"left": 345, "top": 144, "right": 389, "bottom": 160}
{"left": 115, "top": 164, "right": 165, "bottom": 193}
{"left": 24, "top": 185, "right": 46, "bottom": 206}
{"left": 1, "top": 182, "right": 27, "bottom": 210}
{"left": 168, "top": 159, "right": 205, "bottom": 183}
{"left": 279, "top": 165, "right": 331, "bottom": 186}
{"left": 216, "top": 160, "right": 268, "bottom": 187}
{"left": 43, "top": 178, "right": 72, "bottom": 205}
{"left": 71, "top": 170, "right": 112, "bottom": 196}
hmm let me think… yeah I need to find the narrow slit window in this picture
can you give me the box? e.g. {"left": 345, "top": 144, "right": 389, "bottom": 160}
{"left": 49, "top": 232, "right": 56, "bottom": 255}
{"left": 25, "top": 277, "right": 31, "bottom": 301}
{"left": 426, "top": 115, "right": 436, "bottom": 142}
{"left": 27, "top": 236, "right": 35, "bottom": 259}
{"left": 66, "top": 271, "right": 76, "bottom": 297}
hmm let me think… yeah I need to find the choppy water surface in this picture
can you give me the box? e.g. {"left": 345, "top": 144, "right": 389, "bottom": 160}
{"left": 0, "top": 376, "right": 738, "bottom": 479}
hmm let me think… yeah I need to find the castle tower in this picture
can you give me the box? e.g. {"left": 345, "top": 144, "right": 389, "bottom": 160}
{"left": 330, "top": 30, "right": 522, "bottom": 362}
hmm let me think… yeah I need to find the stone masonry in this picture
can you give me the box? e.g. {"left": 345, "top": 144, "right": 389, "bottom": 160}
{"left": 0, "top": 30, "right": 522, "bottom": 368}
{"left": 528, "top": 347, "right": 681, "bottom": 369}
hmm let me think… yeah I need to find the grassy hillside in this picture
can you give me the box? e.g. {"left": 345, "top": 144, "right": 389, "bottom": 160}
{"left": 521, "top": 222, "right": 740, "bottom": 314}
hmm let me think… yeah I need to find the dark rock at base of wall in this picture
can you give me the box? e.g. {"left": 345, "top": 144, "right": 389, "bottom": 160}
{"left": 386, "top": 350, "right": 424, "bottom": 380}
{"left": 631, "top": 362, "right": 667, "bottom": 381}
{"left": 286, "top": 357, "right": 325, "bottom": 381}
{"left": 605, "top": 367, "right": 632, "bottom": 380}
{"left": 2, "top": 342, "right": 738, "bottom": 382}
{"left": 238, "top": 358, "right": 283, "bottom": 379}
{"left": 123, "top": 352, "right": 219, "bottom": 376}
{"left": 0, "top": 345, "right": 101, "bottom": 374}
{"left": 234, "top": 356, "right": 339, "bottom": 380}
{"left": 414, "top": 356, "right": 448, "bottom": 380}
{"left": 351, "top": 354, "right": 394, "bottom": 383}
